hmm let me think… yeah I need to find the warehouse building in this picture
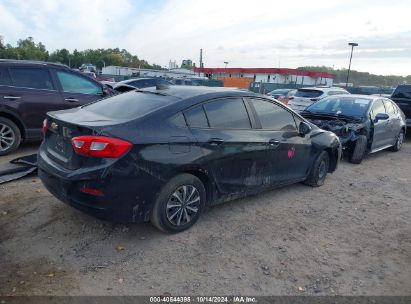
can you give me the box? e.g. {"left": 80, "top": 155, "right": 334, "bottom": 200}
{"left": 193, "top": 67, "right": 335, "bottom": 86}
{"left": 101, "top": 66, "right": 198, "bottom": 79}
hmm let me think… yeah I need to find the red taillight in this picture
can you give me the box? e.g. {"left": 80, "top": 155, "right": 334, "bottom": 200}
{"left": 42, "top": 119, "right": 48, "bottom": 136}
{"left": 71, "top": 136, "right": 132, "bottom": 158}
{"left": 79, "top": 186, "right": 104, "bottom": 197}
{"left": 310, "top": 98, "right": 320, "bottom": 102}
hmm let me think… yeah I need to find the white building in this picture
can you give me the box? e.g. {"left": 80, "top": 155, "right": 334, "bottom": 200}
{"left": 193, "top": 67, "right": 335, "bottom": 86}
{"left": 101, "top": 66, "right": 202, "bottom": 79}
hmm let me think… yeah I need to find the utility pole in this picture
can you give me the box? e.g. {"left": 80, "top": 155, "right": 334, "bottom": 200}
{"left": 346, "top": 42, "right": 358, "bottom": 88}
{"left": 199, "top": 48, "right": 203, "bottom": 76}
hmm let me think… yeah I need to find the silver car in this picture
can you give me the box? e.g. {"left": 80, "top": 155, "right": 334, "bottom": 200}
{"left": 301, "top": 95, "right": 406, "bottom": 164}
{"left": 288, "top": 86, "right": 350, "bottom": 112}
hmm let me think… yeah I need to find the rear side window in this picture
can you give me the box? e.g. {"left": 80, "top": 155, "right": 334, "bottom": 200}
{"left": 250, "top": 98, "right": 297, "bottom": 131}
{"left": 57, "top": 71, "right": 102, "bottom": 95}
{"left": 295, "top": 89, "right": 323, "bottom": 98}
{"left": 84, "top": 91, "right": 179, "bottom": 119}
{"left": 392, "top": 85, "right": 411, "bottom": 99}
{"left": 184, "top": 105, "right": 208, "bottom": 128}
{"left": 203, "top": 98, "right": 251, "bottom": 129}
{"left": 0, "top": 67, "right": 11, "bottom": 85}
{"left": 9, "top": 68, "right": 54, "bottom": 90}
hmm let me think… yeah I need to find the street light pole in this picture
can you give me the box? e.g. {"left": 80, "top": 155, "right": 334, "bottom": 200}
{"left": 346, "top": 42, "right": 358, "bottom": 88}
{"left": 223, "top": 61, "right": 228, "bottom": 77}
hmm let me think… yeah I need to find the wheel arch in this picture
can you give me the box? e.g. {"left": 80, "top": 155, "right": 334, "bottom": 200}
{"left": 325, "top": 147, "right": 338, "bottom": 172}
{"left": 182, "top": 168, "right": 215, "bottom": 205}
{"left": 0, "top": 110, "right": 26, "bottom": 139}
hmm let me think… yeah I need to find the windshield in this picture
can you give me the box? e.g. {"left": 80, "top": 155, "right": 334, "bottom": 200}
{"left": 305, "top": 96, "right": 371, "bottom": 118}
{"left": 295, "top": 89, "right": 323, "bottom": 98}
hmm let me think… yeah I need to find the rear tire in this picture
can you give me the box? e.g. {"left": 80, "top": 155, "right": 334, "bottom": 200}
{"left": 304, "top": 151, "right": 329, "bottom": 187}
{"left": 150, "top": 173, "right": 206, "bottom": 233}
{"left": 349, "top": 135, "right": 367, "bottom": 164}
{"left": 0, "top": 117, "right": 21, "bottom": 156}
{"left": 390, "top": 130, "right": 404, "bottom": 152}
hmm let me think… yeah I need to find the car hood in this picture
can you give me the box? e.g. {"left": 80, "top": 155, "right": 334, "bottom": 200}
{"left": 302, "top": 113, "right": 366, "bottom": 143}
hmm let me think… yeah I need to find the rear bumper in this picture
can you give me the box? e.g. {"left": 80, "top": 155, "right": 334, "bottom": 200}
{"left": 37, "top": 147, "right": 161, "bottom": 223}
{"left": 38, "top": 168, "right": 121, "bottom": 221}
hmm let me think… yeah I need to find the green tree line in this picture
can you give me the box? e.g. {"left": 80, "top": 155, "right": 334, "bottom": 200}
{"left": 0, "top": 36, "right": 163, "bottom": 70}
{"left": 298, "top": 66, "right": 411, "bottom": 87}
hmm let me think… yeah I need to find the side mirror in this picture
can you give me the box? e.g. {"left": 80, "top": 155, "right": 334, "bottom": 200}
{"left": 299, "top": 121, "right": 312, "bottom": 136}
{"left": 375, "top": 113, "right": 389, "bottom": 122}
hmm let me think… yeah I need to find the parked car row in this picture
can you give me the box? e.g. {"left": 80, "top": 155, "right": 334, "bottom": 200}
{"left": 0, "top": 59, "right": 407, "bottom": 233}
{"left": 0, "top": 59, "right": 203, "bottom": 154}
{"left": 38, "top": 86, "right": 342, "bottom": 233}
{"left": 37, "top": 82, "right": 407, "bottom": 233}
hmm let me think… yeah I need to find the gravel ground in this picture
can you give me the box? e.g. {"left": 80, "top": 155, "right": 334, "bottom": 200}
{"left": 0, "top": 140, "right": 410, "bottom": 296}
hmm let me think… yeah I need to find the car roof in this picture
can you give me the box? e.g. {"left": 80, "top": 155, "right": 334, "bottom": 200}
{"left": 118, "top": 78, "right": 160, "bottom": 84}
{"left": 0, "top": 59, "right": 70, "bottom": 69}
{"left": 143, "top": 85, "right": 256, "bottom": 100}
{"left": 298, "top": 86, "right": 347, "bottom": 92}
{"left": 326, "top": 94, "right": 381, "bottom": 101}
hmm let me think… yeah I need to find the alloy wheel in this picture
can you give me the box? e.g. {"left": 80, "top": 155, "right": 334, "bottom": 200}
{"left": 0, "top": 123, "right": 15, "bottom": 152}
{"left": 166, "top": 185, "right": 201, "bottom": 226}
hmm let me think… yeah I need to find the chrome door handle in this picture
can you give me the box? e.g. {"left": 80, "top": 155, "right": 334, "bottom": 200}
{"left": 3, "top": 96, "right": 21, "bottom": 100}
{"left": 268, "top": 139, "right": 281, "bottom": 146}
{"left": 64, "top": 98, "right": 79, "bottom": 102}
{"left": 208, "top": 138, "right": 224, "bottom": 145}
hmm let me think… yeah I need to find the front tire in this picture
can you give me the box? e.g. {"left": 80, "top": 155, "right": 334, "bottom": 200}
{"left": 0, "top": 117, "right": 21, "bottom": 156}
{"left": 390, "top": 130, "right": 404, "bottom": 152}
{"left": 150, "top": 173, "right": 206, "bottom": 233}
{"left": 349, "top": 135, "right": 367, "bottom": 164}
{"left": 304, "top": 151, "right": 330, "bottom": 187}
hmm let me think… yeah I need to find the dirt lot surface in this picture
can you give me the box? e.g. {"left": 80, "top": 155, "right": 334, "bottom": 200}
{"left": 0, "top": 140, "right": 410, "bottom": 296}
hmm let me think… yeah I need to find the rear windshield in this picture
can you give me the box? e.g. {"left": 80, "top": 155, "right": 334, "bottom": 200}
{"left": 392, "top": 85, "right": 411, "bottom": 99}
{"left": 83, "top": 91, "right": 179, "bottom": 119}
{"left": 295, "top": 89, "right": 323, "bottom": 98}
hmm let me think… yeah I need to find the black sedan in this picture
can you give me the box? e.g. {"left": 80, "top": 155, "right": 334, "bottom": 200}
{"left": 301, "top": 95, "right": 406, "bottom": 164}
{"left": 38, "top": 86, "right": 341, "bottom": 233}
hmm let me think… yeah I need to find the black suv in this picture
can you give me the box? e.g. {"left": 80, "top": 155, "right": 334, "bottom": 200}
{"left": 391, "top": 84, "right": 411, "bottom": 127}
{"left": 0, "top": 60, "right": 112, "bottom": 155}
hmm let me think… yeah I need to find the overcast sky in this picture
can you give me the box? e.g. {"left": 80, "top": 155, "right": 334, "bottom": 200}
{"left": 1, "top": 0, "right": 410, "bottom": 75}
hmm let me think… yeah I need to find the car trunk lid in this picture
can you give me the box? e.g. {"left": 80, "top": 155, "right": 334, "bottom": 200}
{"left": 43, "top": 109, "right": 130, "bottom": 170}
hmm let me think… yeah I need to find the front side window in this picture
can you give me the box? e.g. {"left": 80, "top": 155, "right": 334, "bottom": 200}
{"left": 203, "top": 98, "right": 251, "bottom": 129}
{"left": 370, "top": 100, "right": 386, "bottom": 120}
{"left": 250, "top": 98, "right": 297, "bottom": 131}
{"left": 383, "top": 100, "right": 396, "bottom": 115}
{"left": 57, "top": 71, "right": 102, "bottom": 95}
{"left": 9, "top": 68, "right": 54, "bottom": 90}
